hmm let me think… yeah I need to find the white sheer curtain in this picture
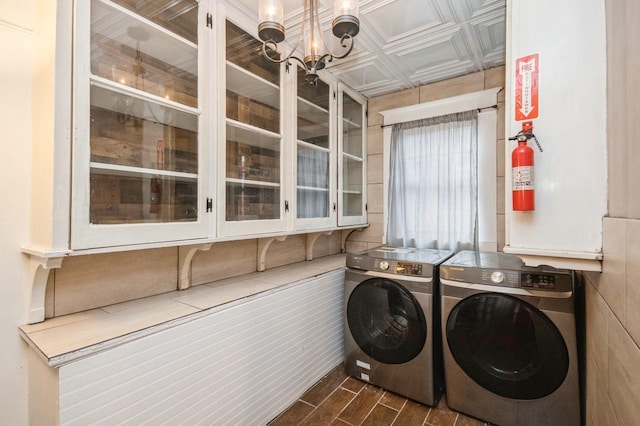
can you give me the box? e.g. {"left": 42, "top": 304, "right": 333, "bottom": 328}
{"left": 386, "top": 110, "right": 478, "bottom": 251}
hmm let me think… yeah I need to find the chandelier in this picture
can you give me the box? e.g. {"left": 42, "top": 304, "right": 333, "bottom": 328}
{"left": 258, "top": 0, "right": 360, "bottom": 85}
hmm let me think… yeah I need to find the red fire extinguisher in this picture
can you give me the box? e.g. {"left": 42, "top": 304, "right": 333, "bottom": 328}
{"left": 510, "top": 121, "right": 541, "bottom": 211}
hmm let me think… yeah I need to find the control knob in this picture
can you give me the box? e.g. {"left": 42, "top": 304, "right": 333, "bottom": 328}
{"left": 379, "top": 260, "right": 389, "bottom": 271}
{"left": 491, "top": 271, "right": 505, "bottom": 284}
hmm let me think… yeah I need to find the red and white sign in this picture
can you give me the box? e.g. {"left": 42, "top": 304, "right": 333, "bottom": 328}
{"left": 515, "top": 53, "right": 539, "bottom": 121}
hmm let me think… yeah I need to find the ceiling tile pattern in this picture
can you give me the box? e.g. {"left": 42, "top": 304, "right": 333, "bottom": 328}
{"left": 228, "top": 0, "right": 506, "bottom": 98}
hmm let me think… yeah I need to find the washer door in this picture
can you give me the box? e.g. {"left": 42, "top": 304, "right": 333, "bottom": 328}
{"left": 347, "top": 277, "right": 427, "bottom": 364}
{"left": 446, "top": 293, "right": 569, "bottom": 400}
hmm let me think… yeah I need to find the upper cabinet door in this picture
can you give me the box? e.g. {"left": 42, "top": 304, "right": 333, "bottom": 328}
{"left": 72, "top": 0, "right": 211, "bottom": 249}
{"left": 294, "top": 66, "right": 336, "bottom": 230}
{"left": 338, "top": 83, "right": 367, "bottom": 226}
{"left": 218, "top": 20, "right": 287, "bottom": 236}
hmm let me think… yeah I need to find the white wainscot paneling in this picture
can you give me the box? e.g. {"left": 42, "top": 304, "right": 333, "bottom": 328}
{"left": 57, "top": 269, "right": 345, "bottom": 425}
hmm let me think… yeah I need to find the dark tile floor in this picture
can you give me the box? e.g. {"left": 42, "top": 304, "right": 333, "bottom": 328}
{"left": 269, "top": 364, "right": 492, "bottom": 426}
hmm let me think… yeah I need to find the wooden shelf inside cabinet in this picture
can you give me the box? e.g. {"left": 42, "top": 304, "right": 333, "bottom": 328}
{"left": 226, "top": 62, "right": 280, "bottom": 113}
{"left": 342, "top": 152, "right": 364, "bottom": 162}
{"left": 298, "top": 96, "right": 330, "bottom": 124}
{"left": 342, "top": 117, "right": 362, "bottom": 129}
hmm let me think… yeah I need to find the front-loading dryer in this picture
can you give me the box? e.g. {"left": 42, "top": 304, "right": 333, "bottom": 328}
{"left": 440, "top": 251, "right": 580, "bottom": 426}
{"left": 344, "top": 246, "right": 453, "bottom": 405}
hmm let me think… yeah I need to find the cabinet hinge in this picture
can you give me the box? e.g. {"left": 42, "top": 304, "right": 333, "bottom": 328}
{"left": 333, "top": 91, "right": 336, "bottom": 99}
{"left": 206, "top": 13, "right": 213, "bottom": 29}
{"left": 285, "top": 200, "right": 289, "bottom": 212}
{"left": 333, "top": 203, "right": 337, "bottom": 212}
{"left": 365, "top": 203, "right": 368, "bottom": 212}
{"left": 206, "top": 197, "right": 213, "bottom": 212}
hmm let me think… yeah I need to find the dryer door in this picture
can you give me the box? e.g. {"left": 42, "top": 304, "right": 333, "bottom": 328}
{"left": 446, "top": 293, "right": 569, "bottom": 399}
{"left": 347, "top": 278, "right": 427, "bottom": 364}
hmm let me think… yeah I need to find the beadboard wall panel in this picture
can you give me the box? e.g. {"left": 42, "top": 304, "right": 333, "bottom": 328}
{"left": 57, "top": 269, "right": 345, "bottom": 425}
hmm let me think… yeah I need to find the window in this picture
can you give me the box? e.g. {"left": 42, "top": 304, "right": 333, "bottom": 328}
{"left": 387, "top": 111, "right": 478, "bottom": 251}
{"left": 381, "top": 89, "right": 499, "bottom": 251}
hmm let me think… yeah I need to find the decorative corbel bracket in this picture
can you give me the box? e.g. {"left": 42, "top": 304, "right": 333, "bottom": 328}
{"left": 257, "top": 236, "right": 288, "bottom": 271}
{"left": 305, "top": 231, "right": 334, "bottom": 261}
{"left": 27, "top": 255, "right": 64, "bottom": 324}
{"left": 178, "top": 243, "right": 213, "bottom": 290}
{"left": 341, "top": 228, "right": 364, "bottom": 252}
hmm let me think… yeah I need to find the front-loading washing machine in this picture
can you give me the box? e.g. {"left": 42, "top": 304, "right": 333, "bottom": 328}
{"left": 344, "top": 246, "right": 453, "bottom": 405}
{"left": 440, "top": 251, "right": 580, "bottom": 426}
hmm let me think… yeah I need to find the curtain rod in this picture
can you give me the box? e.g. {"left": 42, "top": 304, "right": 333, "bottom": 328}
{"left": 379, "top": 104, "right": 498, "bottom": 129}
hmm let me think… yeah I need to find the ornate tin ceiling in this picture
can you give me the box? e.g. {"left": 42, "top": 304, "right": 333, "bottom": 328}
{"left": 230, "top": 0, "right": 506, "bottom": 98}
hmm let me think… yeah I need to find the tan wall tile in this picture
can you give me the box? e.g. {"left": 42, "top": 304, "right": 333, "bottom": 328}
{"left": 357, "top": 213, "right": 384, "bottom": 245}
{"left": 367, "top": 183, "right": 384, "bottom": 214}
{"left": 54, "top": 248, "right": 178, "bottom": 316}
{"left": 190, "top": 239, "right": 257, "bottom": 285}
{"left": 310, "top": 231, "right": 342, "bottom": 258}
{"left": 496, "top": 176, "right": 505, "bottom": 215}
{"left": 367, "top": 153, "right": 383, "bottom": 185}
{"left": 607, "top": 310, "right": 640, "bottom": 426}
{"left": 484, "top": 65, "right": 506, "bottom": 102}
{"left": 344, "top": 240, "right": 367, "bottom": 253}
{"left": 496, "top": 213, "right": 505, "bottom": 252}
{"left": 585, "top": 275, "right": 610, "bottom": 385}
{"left": 595, "top": 371, "right": 620, "bottom": 426}
{"left": 497, "top": 101, "right": 506, "bottom": 140}
{"left": 367, "top": 123, "right": 383, "bottom": 155}
{"left": 367, "top": 87, "right": 420, "bottom": 127}
{"left": 497, "top": 138, "right": 505, "bottom": 178}
{"left": 419, "top": 72, "right": 485, "bottom": 103}
{"left": 45, "top": 273, "right": 54, "bottom": 319}
{"left": 625, "top": 219, "right": 640, "bottom": 345}
{"left": 585, "top": 353, "right": 598, "bottom": 426}
{"left": 264, "top": 234, "right": 307, "bottom": 269}
{"left": 599, "top": 217, "right": 627, "bottom": 321}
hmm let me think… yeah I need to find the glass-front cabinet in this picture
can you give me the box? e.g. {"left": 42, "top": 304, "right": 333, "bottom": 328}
{"left": 72, "top": 0, "right": 210, "bottom": 249}
{"left": 338, "top": 83, "right": 367, "bottom": 226}
{"left": 67, "top": 3, "right": 366, "bottom": 250}
{"left": 295, "top": 66, "right": 336, "bottom": 230}
{"left": 218, "top": 20, "right": 285, "bottom": 236}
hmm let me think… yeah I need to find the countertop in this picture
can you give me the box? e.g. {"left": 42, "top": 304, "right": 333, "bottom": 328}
{"left": 20, "top": 254, "right": 346, "bottom": 367}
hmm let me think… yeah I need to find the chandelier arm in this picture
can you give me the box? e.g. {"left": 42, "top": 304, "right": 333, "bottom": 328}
{"left": 313, "top": 10, "right": 355, "bottom": 60}
{"left": 329, "top": 34, "right": 355, "bottom": 60}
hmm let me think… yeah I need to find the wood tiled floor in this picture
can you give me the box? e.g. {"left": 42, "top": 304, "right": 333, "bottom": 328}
{"left": 269, "top": 364, "right": 492, "bottom": 426}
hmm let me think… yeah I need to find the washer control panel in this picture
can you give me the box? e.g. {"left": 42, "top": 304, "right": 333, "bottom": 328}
{"left": 373, "top": 259, "right": 424, "bottom": 276}
{"left": 520, "top": 273, "right": 557, "bottom": 289}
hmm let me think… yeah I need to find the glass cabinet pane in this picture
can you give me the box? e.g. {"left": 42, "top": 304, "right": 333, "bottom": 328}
{"left": 224, "top": 21, "right": 282, "bottom": 225}
{"left": 87, "top": 0, "right": 200, "bottom": 226}
{"left": 225, "top": 124, "right": 281, "bottom": 222}
{"left": 296, "top": 67, "right": 331, "bottom": 220}
{"left": 297, "top": 146, "right": 329, "bottom": 219}
{"left": 90, "top": 172, "right": 197, "bottom": 224}
{"left": 342, "top": 157, "right": 363, "bottom": 216}
{"left": 91, "top": 0, "right": 198, "bottom": 107}
{"left": 109, "top": 0, "right": 198, "bottom": 43}
{"left": 90, "top": 86, "right": 198, "bottom": 173}
{"left": 342, "top": 92, "right": 363, "bottom": 157}
{"left": 226, "top": 21, "right": 279, "bottom": 85}
{"left": 339, "top": 86, "right": 366, "bottom": 224}
{"left": 297, "top": 67, "right": 330, "bottom": 148}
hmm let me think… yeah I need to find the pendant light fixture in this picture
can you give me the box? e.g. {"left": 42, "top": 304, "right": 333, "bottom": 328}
{"left": 258, "top": 0, "right": 360, "bottom": 85}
